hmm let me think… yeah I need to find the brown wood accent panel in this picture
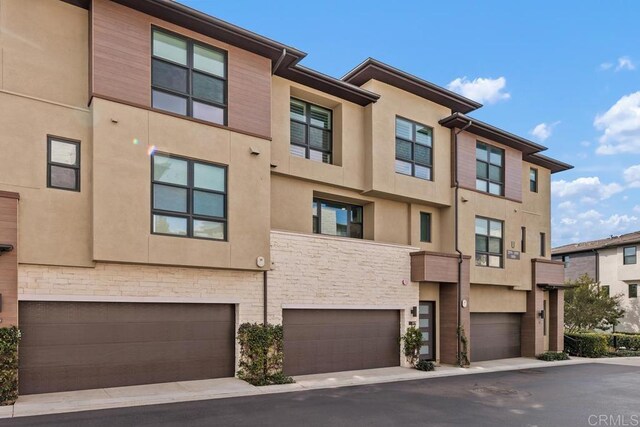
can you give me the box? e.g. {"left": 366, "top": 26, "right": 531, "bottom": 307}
{"left": 283, "top": 309, "right": 400, "bottom": 376}
{"left": 456, "top": 132, "right": 476, "bottom": 189}
{"left": 19, "top": 301, "right": 235, "bottom": 394}
{"left": 456, "top": 132, "right": 523, "bottom": 202}
{"left": 0, "top": 196, "right": 18, "bottom": 327}
{"left": 504, "top": 147, "right": 522, "bottom": 201}
{"left": 471, "top": 313, "right": 522, "bottom": 361}
{"left": 91, "top": 0, "right": 271, "bottom": 138}
{"left": 439, "top": 257, "right": 470, "bottom": 365}
{"left": 521, "top": 284, "right": 544, "bottom": 357}
{"left": 533, "top": 259, "right": 565, "bottom": 286}
{"left": 410, "top": 251, "right": 466, "bottom": 283}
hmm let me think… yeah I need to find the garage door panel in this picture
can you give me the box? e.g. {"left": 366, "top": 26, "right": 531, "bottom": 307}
{"left": 283, "top": 309, "right": 400, "bottom": 376}
{"left": 19, "top": 302, "right": 235, "bottom": 394}
{"left": 471, "top": 313, "right": 522, "bottom": 362}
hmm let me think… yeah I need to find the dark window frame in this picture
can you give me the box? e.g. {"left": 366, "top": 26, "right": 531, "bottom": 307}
{"left": 629, "top": 284, "right": 638, "bottom": 299}
{"left": 395, "top": 116, "right": 434, "bottom": 181}
{"left": 312, "top": 198, "right": 363, "bottom": 239}
{"left": 420, "top": 212, "right": 432, "bottom": 243}
{"left": 150, "top": 152, "right": 228, "bottom": 241}
{"left": 476, "top": 141, "right": 504, "bottom": 196}
{"left": 151, "top": 27, "right": 228, "bottom": 125}
{"left": 47, "top": 135, "right": 81, "bottom": 192}
{"left": 623, "top": 246, "right": 637, "bottom": 265}
{"left": 475, "top": 216, "right": 504, "bottom": 268}
{"left": 290, "top": 98, "right": 333, "bottom": 164}
{"left": 521, "top": 226, "right": 527, "bottom": 253}
{"left": 601, "top": 285, "right": 610, "bottom": 297}
{"left": 540, "top": 232, "right": 546, "bottom": 257}
{"left": 529, "top": 168, "right": 538, "bottom": 193}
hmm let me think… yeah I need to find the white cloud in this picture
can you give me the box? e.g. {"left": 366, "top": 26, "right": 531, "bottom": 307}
{"left": 552, "top": 210, "right": 640, "bottom": 247}
{"left": 600, "top": 62, "right": 613, "bottom": 70}
{"left": 623, "top": 164, "right": 640, "bottom": 188}
{"left": 616, "top": 56, "right": 635, "bottom": 71}
{"left": 560, "top": 218, "right": 576, "bottom": 225}
{"left": 633, "top": 205, "right": 640, "bottom": 214}
{"left": 558, "top": 201, "right": 575, "bottom": 210}
{"left": 600, "top": 213, "right": 638, "bottom": 228}
{"left": 530, "top": 121, "right": 560, "bottom": 142}
{"left": 446, "top": 76, "right": 511, "bottom": 104}
{"left": 577, "top": 209, "right": 603, "bottom": 221}
{"left": 551, "top": 177, "right": 623, "bottom": 201}
{"left": 580, "top": 141, "right": 591, "bottom": 147}
{"left": 594, "top": 92, "right": 640, "bottom": 154}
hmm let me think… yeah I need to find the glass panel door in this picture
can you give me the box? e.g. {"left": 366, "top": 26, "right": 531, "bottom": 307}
{"left": 419, "top": 301, "right": 435, "bottom": 361}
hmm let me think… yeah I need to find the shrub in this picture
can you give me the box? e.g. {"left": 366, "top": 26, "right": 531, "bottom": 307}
{"left": 0, "top": 327, "right": 20, "bottom": 406}
{"left": 536, "top": 351, "right": 570, "bottom": 361}
{"left": 564, "top": 332, "right": 608, "bottom": 358}
{"left": 609, "top": 333, "right": 640, "bottom": 351}
{"left": 415, "top": 360, "right": 435, "bottom": 371}
{"left": 400, "top": 326, "right": 422, "bottom": 367}
{"left": 237, "top": 323, "right": 293, "bottom": 386}
{"left": 607, "top": 349, "right": 640, "bottom": 357}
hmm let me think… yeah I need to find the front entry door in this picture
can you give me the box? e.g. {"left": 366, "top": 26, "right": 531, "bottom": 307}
{"left": 419, "top": 301, "right": 435, "bottom": 361}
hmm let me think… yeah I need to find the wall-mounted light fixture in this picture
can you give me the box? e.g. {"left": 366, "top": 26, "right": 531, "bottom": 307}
{"left": 411, "top": 306, "right": 418, "bottom": 317}
{"left": 538, "top": 309, "right": 545, "bottom": 319}
{"left": 0, "top": 244, "right": 14, "bottom": 256}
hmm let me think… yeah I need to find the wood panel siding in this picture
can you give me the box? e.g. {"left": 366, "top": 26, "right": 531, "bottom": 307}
{"left": 91, "top": 0, "right": 271, "bottom": 138}
{"left": 456, "top": 131, "right": 523, "bottom": 202}
{"left": 410, "top": 251, "right": 467, "bottom": 283}
{"left": 533, "top": 259, "right": 565, "bottom": 285}
{"left": 439, "top": 256, "right": 470, "bottom": 365}
{"left": 0, "top": 193, "right": 18, "bottom": 327}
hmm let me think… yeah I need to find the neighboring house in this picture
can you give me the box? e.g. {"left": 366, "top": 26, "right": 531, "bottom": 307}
{"left": 0, "top": 0, "right": 572, "bottom": 395}
{"left": 552, "top": 232, "right": 640, "bottom": 332}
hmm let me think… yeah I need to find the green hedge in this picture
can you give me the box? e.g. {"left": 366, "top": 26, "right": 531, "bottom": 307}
{"left": 608, "top": 333, "right": 640, "bottom": 350}
{"left": 237, "top": 323, "right": 293, "bottom": 386}
{"left": 0, "top": 327, "right": 20, "bottom": 406}
{"left": 415, "top": 360, "right": 435, "bottom": 371}
{"left": 564, "top": 333, "right": 608, "bottom": 358}
{"left": 536, "top": 351, "right": 570, "bottom": 361}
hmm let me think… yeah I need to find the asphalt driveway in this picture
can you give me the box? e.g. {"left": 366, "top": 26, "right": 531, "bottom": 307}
{"left": 1, "top": 363, "right": 638, "bottom": 427}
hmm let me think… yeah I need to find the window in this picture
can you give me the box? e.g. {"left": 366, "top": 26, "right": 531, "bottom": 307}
{"left": 420, "top": 212, "right": 431, "bottom": 242}
{"left": 312, "top": 199, "right": 362, "bottom": 238}
{"left": 630, "top": 284, "right": 638, "bottom": 299}
{"left": 47, "top": 136, "right": 80, "bottom": 191}
{"left": 151, "top": 153, "right": 226, "bottom": 240}
{"left": 152, "top": 29, "right": 226, "bottom": 125}
{"left": 521, "top": 226, "right": 527, "bottom": 253}
{"left": 475, "top": 217, "right": 503, "bottom": 268}
{"left": 290, "top": 99, "right": 332, "bottom": 163}
{"left": 563, "top": 255, "right": 570, "bottom": 268}
{"left": 601, "top": 285, "right": 610, "bottom": 297}
{"left": 529, "top": 168, "right": 538, "bottom": 192}
{"left": 476, "top": 142, "right": 504, "bottom": 195}
{"left": 540, "top": 232, "right": 546, "bottom": 257}
{"left": 623, "top": 246, "right": 637, "bottom": 265}
{"left": 395, "top": 117, "right": 433, "bottom": 180}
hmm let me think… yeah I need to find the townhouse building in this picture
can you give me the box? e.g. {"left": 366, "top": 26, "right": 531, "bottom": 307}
{"left": 0, "top": 0, "right": 572, "bottom": 395}
{"left": 552, "top": 232, "right": 640, "bottom": 332}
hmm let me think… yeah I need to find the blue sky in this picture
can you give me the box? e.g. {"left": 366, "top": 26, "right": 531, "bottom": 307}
{"left": 182, "top": 1, "right": 640, "bottom": 247}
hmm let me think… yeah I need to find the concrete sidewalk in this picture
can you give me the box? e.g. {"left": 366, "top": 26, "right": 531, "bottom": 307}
{"left": 1, "top": 356, "right": 637, "bottom": 419}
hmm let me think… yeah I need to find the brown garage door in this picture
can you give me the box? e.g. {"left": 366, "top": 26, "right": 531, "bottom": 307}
{"left": 471, "top": 313, "right": 522, "bottom": 362}
{"left": 283, "top": 309, "right": 400, "bottom": 376}
{"left": 19, "top": 301, "right": 235, "bottom": 394}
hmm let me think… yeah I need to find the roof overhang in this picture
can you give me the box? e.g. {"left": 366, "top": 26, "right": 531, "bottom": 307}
{"left": 439, "top": 112, "right": 547, "bottom": 155}
{"left": 525, "top": 153, "right": 573, "bottom": 174}
{"left": 342, "top": 58, "right": 481, "bottom": 113}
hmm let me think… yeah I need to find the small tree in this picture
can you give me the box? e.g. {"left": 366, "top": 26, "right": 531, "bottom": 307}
{"left": 400, "top": 326, "right": 422, "bottom": 367}
{"left": 564, "top": 274, "right": 625, "bottom": 333}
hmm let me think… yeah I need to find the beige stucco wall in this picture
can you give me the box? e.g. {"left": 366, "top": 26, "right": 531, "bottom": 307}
{"left": 92, "top": 98, "right": 271, "bottom": 270}
{"left": 459, "top": 159, "right": 551, "bottom": 289}
{"left": 470, "top": 284, "right": 527, "bottom": 312}
{"left": 599, "top": 246, "right": 640, "bottom": 332}
{"left": 268, "top": 231, "right": 419, "bottom": 367}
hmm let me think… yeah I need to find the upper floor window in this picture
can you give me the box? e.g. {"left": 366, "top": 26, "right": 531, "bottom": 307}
{"left": 290, "top": 99, "right": 332, "bottom": 163}
{"left": 623, "top": 246, "right": 637, "bottom": 265}
{"left": 395, "top": 117, "right": 433, "bottom": 180}
{"left": 47, "top": 136, "right": 80, "bottom": 192}
{"left": 312, "top": 198, "right": 362, "bottom": 239}
{"left": 521, "top": 226, "right": 527, "bottom": 253}
{"left": 540, "top": 232, "right": 546, "bottom": 257}
{"left": 475, "top": 217, "right": 503, "bottom": 268}
{"left": 562, "top": 255, "right": 570, "bottom": 268}
{"left": 630, "top": 284, "right": 638, "bottom": 298}
{"left": 530, "top": 168, "right": 538, "bottom": 192}
{"left": 476, "top": 142, "right": 504, "bottom": 196}
{"left": 420, "top": 212, "right": 432, "bottom": 243}
{"left": 601, "top": 285, "right": 610, "bottom": 297}
{"left": 151, "top": 154, "right": 227, "bottom": 240}
{"left": 151, "top": 29, "right": 227, "bottom": 125}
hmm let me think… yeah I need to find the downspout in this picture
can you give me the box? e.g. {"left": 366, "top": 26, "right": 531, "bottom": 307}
{"left": 453, "top": 120, "right": 473, "bottom": 363}
{"left": 263, "top": 270, "right": 268, "bottom": 325}
{"left": 272, "top": 49, "right": 287, "bottom": 75}
{"left": 592, "top": 249, "right": 600, "bottom": 283}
